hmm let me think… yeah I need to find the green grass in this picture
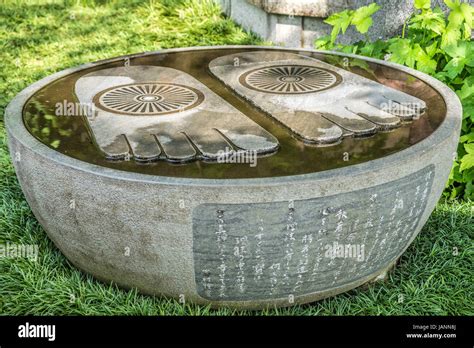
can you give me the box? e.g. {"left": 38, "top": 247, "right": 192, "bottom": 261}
{"left": 0, "top": 0, "right": 473, "bottom": 315}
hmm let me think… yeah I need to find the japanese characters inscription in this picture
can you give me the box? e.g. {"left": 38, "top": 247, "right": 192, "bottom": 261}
{"left": 193, "top": 165, "right": 435, "bottom": 301}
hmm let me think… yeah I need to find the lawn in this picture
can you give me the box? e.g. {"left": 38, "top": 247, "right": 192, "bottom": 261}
{"left": 0, "top": 0, "right": 473, "bottom": 315}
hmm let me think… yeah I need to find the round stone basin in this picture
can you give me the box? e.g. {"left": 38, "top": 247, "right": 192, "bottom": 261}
{"left": 5, "top": 46, "right": 461, "bottom": 309}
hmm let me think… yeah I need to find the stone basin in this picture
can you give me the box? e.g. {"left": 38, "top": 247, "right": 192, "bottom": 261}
{"left": 5, "top": 46, "right": 462, "bottom": 309}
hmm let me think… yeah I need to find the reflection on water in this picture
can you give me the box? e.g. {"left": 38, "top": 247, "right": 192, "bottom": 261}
{"left": 23, "top": 48, "right": 446, "bottom": 179}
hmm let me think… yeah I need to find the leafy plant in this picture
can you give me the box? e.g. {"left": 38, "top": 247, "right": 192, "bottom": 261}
{"left": 315, "top": 0, "right": 474, "bottom": 200}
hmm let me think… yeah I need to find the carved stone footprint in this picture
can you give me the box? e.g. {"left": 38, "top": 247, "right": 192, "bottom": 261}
{"left": 209, "top": 51, "right": 427, "bottom": 145}
{"left": 75, "top": 65, "right": 279, "bottom": 162}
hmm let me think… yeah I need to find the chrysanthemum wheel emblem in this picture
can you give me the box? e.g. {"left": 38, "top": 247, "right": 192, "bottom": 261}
{"left": 94, "top": 83, "right": 204, "bottom": 115}
{"left": 239, "top": 65, "right": 342, "bottom": 94}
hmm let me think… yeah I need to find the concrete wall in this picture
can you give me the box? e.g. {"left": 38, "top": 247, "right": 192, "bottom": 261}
{"left": 217, "top": 0, "right": 454, "bottom": 48}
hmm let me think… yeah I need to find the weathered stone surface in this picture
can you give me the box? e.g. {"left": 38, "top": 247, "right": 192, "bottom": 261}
{"left": 217, "top": 0, "right": 456, "bottom": 48}
{"left": 75, "top": 66, "right": 279, "bottom": 162}
{"left": 274, "top": 14, "right": 303, "bottom": 48}
{"left": 248, "top": 0, "right": 355, "bottom": 17}
{"left": 209, "top": 51, "right": 425, "bottom": 144}
{"left": 194, "top": 165, "right": 434, "bottom": 300}
{"left": 226, "top": 0, "right": 276, "bottom": 43}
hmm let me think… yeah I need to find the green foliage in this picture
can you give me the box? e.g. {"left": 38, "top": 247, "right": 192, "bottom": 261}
{"left": 351, "top": 3, "right": 381, "bottom": 34}
{"left": 320, "top": 3, "right": 381, "bottom": 45}
{"left": 315, "top": 0, "right": 474, "bottom": 200}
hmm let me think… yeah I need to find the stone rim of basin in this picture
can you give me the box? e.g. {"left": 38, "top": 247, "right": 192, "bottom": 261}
{"left": 4, "top": 46, "right": 463, "bottom": 309}
{"left": 6, "top": 46, "right": 462, "bottom": 185}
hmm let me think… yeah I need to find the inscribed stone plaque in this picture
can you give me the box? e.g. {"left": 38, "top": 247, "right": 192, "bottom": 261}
{"left": 193, "top": 165, "right": 434, "bottom": 301}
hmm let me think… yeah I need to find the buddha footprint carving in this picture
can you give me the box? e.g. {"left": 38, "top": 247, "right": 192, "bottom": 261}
{"left": 209, "top": 51, "right": 426, "bottom": 145}
{"left": 74, "top": 65, "right": 279, "bottom": 162}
